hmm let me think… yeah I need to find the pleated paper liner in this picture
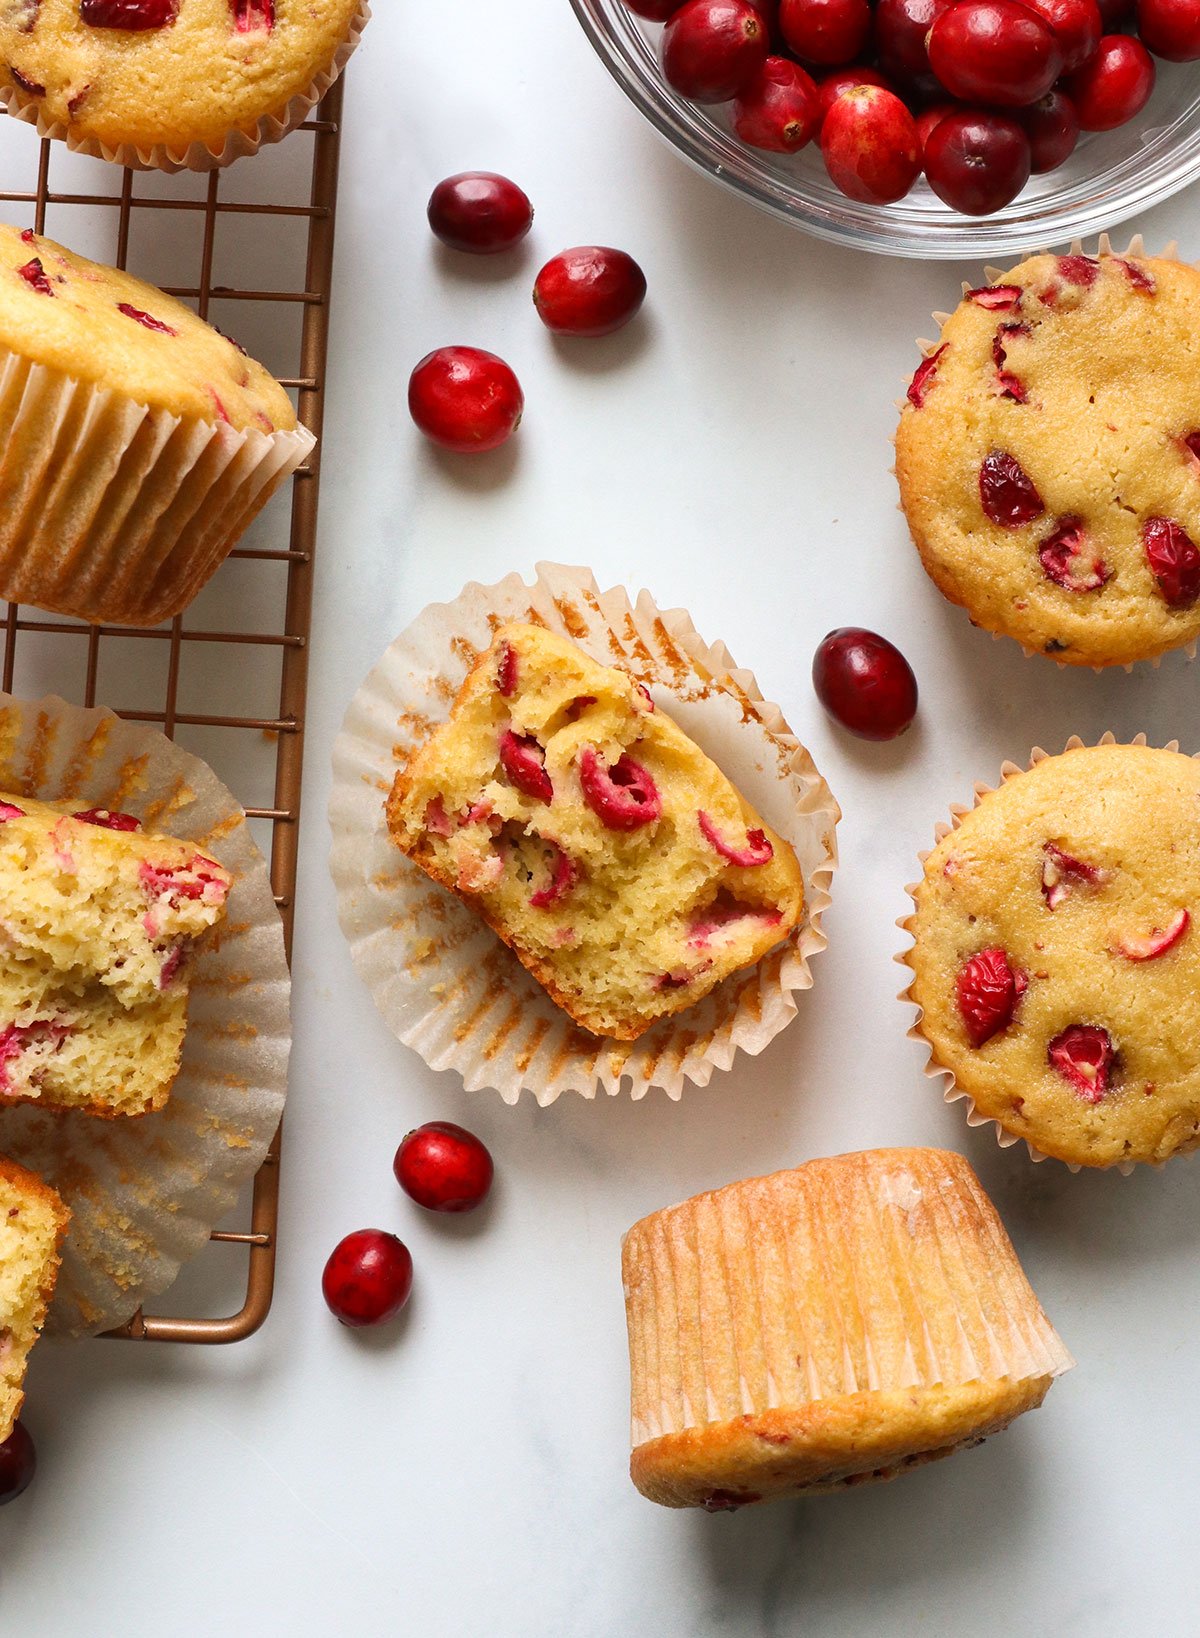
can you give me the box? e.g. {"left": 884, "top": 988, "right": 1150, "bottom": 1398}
{"left": 622, "top": 1149, "right": 1074, "bottom": 1448}
{"left": 895, "top": 232, "right": 1198, "bottom": 674}
{"left": 0, "top": 1, "right": 370, "bottom": 173}
{"left": 0, "top": 352, "right": 314, "bottom": 626}
{"left": 0, "top": 694, "right": 290, "bottom": 1338}
{"left": 329, "top": 563, "right": 840, "bottom": 1106}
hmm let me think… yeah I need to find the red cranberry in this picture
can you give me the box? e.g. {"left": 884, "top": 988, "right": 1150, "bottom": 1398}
{"left": 1064, "top": 35, "right": 1155, "bottom": 130}
{"left": 811, "top": 627, "right": 918, "bottom": 741}
{"left": 624, "top": 0, "right": 687, "bottom": 15}
{"left": 928, "top": 0, "right": 1062, "bottom": 108}
{"left": 16, "top": 258, "right": 53, "bottom": 295}
{"left": 73, "top": 807, "right": 142, "bottom": 830}
{"left": 979, "top": 449, "right": 1044, "bottom": 525}
{"left": 814, "top": 65, "right": 893, "bottom": 126}
{"left": 778, "top": 0, "right": 872, "bottom": 65}
{"left": 1048, "top": 1024, "right": 1114, "bottom": 1103}
{"left": 1020, "top": 89, "right": 1081, "bottom": 170}
{"left": 924, "top": 110, "right": 1031, "bottom": 214}
{"left": 498, "top": 730, "right": 553, "bottom": 802}
{"left": 79, "top": 0, "right": 177, "bottom": 25}
{"left": 733, "top": 57, "right": 819, "bottom": 151}
{"left": 407, "top": 347, "right": 523, "bottom": 453}
{"left": 117, "top": 302, "right": 177, "bottom": 335}
{"left": 1143, "top": 517, "right": 1200, "bottom": 606}
{"left": 661, "top": 0, "right": 768, "bottom": 101}
{"left": 1096, "top": 0, "right": 1132, "bottom": 22}
{"left": 875, "top": 0, "right": 954, "bottom": 89}
{"left": 322, "top": 1230, "right": 413, "bottom": 1328}
{"left": 533, "top": 247, "right": 646, "bottom": 338}
{"left": 1136, "top": 0, "right": 1200, "bottom": 58}
{"left": 394, "top": 1121, "right": 494, "bottom": 1214}
{"left": 1018, "top": 0, "right": 1100, "bottom": 69}
{"left": 957, "top": 948, "right": 1026, "bottom": 1046}
{"left": 820, "top": 85, "right": 921, "bottom": 204}
{"left": 916, "top": 101, "right": 958, "bottom": 155}
{"left": 0, "top": 1422, "right": 35, "bottom": 1506}
{"left": 579, "top": 748, "right": 663, "bottom": 829}
{"left": 426, "top": 173, "right": 533, "bottom": 255}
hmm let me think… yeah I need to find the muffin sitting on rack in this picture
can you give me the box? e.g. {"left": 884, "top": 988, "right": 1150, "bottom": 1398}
{"left": 0, "top": 1155, "right": 68, "bottom": 1444}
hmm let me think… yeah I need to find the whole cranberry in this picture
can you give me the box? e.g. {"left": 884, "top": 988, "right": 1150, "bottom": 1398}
{"left": 661, "top": 0, "right": 768, "bottom": 101}
{"left": 426, "top": 173, "right": 533, "bottom": 255}
{"left": 624, "top": 0, "right": 686, "bottom": 16}
{"left": 1020, "top": 88, "right": 1080, "bottom": 170}
{"left": 733, "top": 57, "right": 819, "bottom": 150}
{"left": 1064, "top": 35, "right": 1155, "bottom": 128}
{"left": 778, "top": 0, "right": 872, "bottom": 65}
{"left": 812, "top": 628, "right": 918, "bottom": 741}
{"left": 1096, "top": 0, "right": 1131, "bottom": 23}
{"left": 814, "top": 65, "right": 893, "bottom": 126}
{"left": 819, "top": 85, "right": 921, "bottom": 204}
{"left": 875, "top": 0, "right": 954, "bottom": 88}
{"left": 394, "top": 1121, "right": 494, "bottom": 1213}
{"left": 408, "top": 347, "right": 523, "bottom": 453}
{"left": 0, "top": 1423, "right": 36, "bottom": 1506}
{"left": 1136, "top": 0, "right": 1200, "bottom": 59}
{"left": 533, "top": 247, "right": 646, "bottom": 337}
{"left": 916, "top": 101, "right": 959, "bottom": 156}
{"left": 1018, "top": 0, "right": 1101, "bottom": 70}
{"left": 924, "top": 109, "right": 1031, "bottom": 214}
{"left": 322, "top": 1230, "right": 413, "bottom": 1328}
{"left": 928, "top": 0, "right": 1062, "bottom": 107}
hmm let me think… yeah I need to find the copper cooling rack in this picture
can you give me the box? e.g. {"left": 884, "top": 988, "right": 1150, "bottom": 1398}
{"left": 0, "top": 81, "right": 345, "bottom": 1343}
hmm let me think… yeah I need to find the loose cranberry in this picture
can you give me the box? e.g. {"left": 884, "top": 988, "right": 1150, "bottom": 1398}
{"left": 811, "top": 627, "right": 918, "bottom": 740}
{"left": 73, "top": 807, "right": 142, "bottom": 830}
{"left": 820, "top": 85, "right": 921, "bottom": 204}
{"left": 1048, "top": 1024, "right": 1114, "bottom": 1103}
{"left": 1064, "top": 35, "right": 1155, "bottom": 130}
{"left": 661, "top": 0, "right": 768, "bottom": 102}
{"left": 625, "top": 0, "right": 686, "bottom": 15}
{"left": 1136, "top": 0, "right": 1200, "bottom": 58}
{"left": 924, "top": 111, "right": 1031, "bottom": 215}
{"left": 875, "top": 0, "right": 954, "bottom": 89}
{"left": 394, "top": 1121, "right": 494, "bottom": 1213}
{"left": 1020, "top": 89, "right": 1081, "bottom": 171}
{"left": 1096, "top": 0, "right": 1132, "bottom": 22}
{"left": 916, "top": 102, "right": 959, "bottom": 156}
{"left": 426, "top": 173, "right": 533, "bottom": 255}
{"left": 733, "top": 57, "right": 819, "bottom": 151}
{"left": 407, "top": 347, "right": 523, "bottom": 454}
{"left": 322, "top": 1230, "right": 413, "bottom": 1328}
{"left": 979, "top": 449, "right": 1044, "bottom": 526}
{"left": 533, "top": 247, "right": 646, "bottom": 338}
{"left": 79, "top": 0, "right": 178, "bottom": 26}
{"left": 928, "top": 0, "right": 1062, "bottom": 107}
{"left": 907, "top": 342, "right": 947, "bottom": 407}
{"left": 1018, "top": 0, "right": 1100, "bottom": 69}
{"left": 957, "top": 947, "right": 1027, "bottom": 1047}
{"left": 1143, "top": 517, "right": 1200, "bottom": 607}
{"left": 16, "top": 257, "right": 53, "bottom": 295}
{"left": 579, "top": 748, "right": 663, "bottom": 830}
{"left": 815, "top": 65, "right": 893, "bottom": 126}
{"left": 0, "top": 1423, "right": 35, "bottom": 1506}
{"left": 498, "top": 730, "right": 553, "bottom": 802}
{"left": 778, "top": 0, "right": 872, "bottom": 65}
{"left": 1039, "top": 518, "right": 1110, "bottom": 591}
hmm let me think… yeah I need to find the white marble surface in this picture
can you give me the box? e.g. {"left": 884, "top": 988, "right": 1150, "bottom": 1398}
{"left": 3, "top": 3, "right": 1200, "bottom": 1633}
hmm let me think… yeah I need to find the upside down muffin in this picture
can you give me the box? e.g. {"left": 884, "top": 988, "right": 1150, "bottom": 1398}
{"left": 0, "top": 1155, "right": 69, "bottom": 1443}
{"left": 385, "top": 623, "right": 806, "bottom": 1041}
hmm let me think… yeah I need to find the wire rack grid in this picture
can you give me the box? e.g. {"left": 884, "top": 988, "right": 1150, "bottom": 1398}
{"left": 0, "top": 81, "right": 345, "bottom": 1343}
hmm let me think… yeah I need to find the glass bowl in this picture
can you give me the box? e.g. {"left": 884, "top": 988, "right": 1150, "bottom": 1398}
{"left": 569, "top": 0, "right": 1200, "bottom": 257}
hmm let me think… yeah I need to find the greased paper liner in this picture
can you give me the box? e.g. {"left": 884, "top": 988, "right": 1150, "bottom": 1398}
{"left": 897, "top": 232, "right": 1198, "bottom": 674}
{"left": 896, "top": 731, "right": 1176, "bottom": 1177}
{"left": 329, "top": 564, "right": 839, "bottom": 1106}
{"left": 0, "top": 2, "right": 369, "bottom": 173}
{"left": 0, "top": 694, "right": 290, "bottom": 1338}
{"left": 0, "top": 351, "right": 314, "bottom": 626}
{"left": 622, "top": 1150, "right": 1074, "bottom": 1446}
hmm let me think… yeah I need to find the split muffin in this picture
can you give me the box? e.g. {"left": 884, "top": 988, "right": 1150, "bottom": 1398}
{"left": 0, "top": 1155, "right": 69, "bottom": 1443}
{"left": 896, "top": 250, "right": 1200, "bottom": 668}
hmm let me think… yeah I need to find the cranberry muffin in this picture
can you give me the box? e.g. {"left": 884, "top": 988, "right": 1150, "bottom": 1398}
{"left": 896, "top": 251, "right": 1200, "bottom": 668}
{"left": 0, "top": 1154, "right": 68, "bottom": 1442}
{"left": 905, "top": 741, "right": 1200, "bottom": 1168}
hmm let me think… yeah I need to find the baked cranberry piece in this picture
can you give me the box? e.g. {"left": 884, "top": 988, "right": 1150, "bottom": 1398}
{"left": 812, "top": 627, "right": 918, "bottom": 739}
{"left": 499, "top": 731, "right": 553, "bottom": 803}
{"left": 73, "top": 807, "right": 142, "bottom": 830}
{"left": 579, "top": 747, "right": 662, "bottom": 830}
{"left": 979, "top": 450, "right": 1044, "bottom": 527}
{"left": 923, "top": 111, "right": 1031, "bottom": 215}
{"left": 0, "top": 1423, "right": 35, "bottom": 1507}
{"left": 117, "top": 302, "right": 177, "bottom": 335}
{"left": 927, "top": 0, "right": 1062, "bottom": 108}
{"left": 1048, "top": 1024, "right": 1114, "bottom": 1103}
{"left": 533, "top": 247, "right": 647, "bottom": 338}
{"left": 1143, "top": 517, "right": 1200, "bottom": 607}
{"left": 1137, "top": 0, "right": 1200, "bottom": 60}
{"left": 1038, "top": 518, "right": 1110, "bottom": 592}
{"left": 322, "top": 1230, "right": 413, "bottom": 1328}
{"left": 1041, "top": 840, "right": 1104, "bottom": 907}
{"left": 956, "top": 947, "right": 1027, "bottom": 1047}
{"left": 0, "top": 802, "right": 25, "bottom": 822}
{"left": 697, "top": 811, "right": 774, "bottom": 866}
{"left": 232, "top": 0, "right": 273, "bottom": 27}
{"left": 820, "top": 86, "right": 921, "bottom": 204}
{"left": 907, "top": 343, "right": 947, "bottom": 409}
{"left": 992, "top": 322, "right": 1030, "bottom": 401}
{"left": 1116, "top": 257, "right": 1155, "bottom": 293}
{"left": 733, "top": 57, "right": 819, "bottom": 152}
{"left": 1114, "top": 907, "right": 1190, "bottom": 960}
{"left": 9, "top": 67, "right": 44, "bottom": 95}
{"left": 394, "top": 1121, "right": 494, "bottom": 1213}
{"left": 661, "top": 0, "right": 768, "bottom": 102}
{"left": 778, "top": 0, "right": 872, "bottom": 66}
{"left": 496, "top": 642, "right": 518, "bottom": 697}
{"left": 16, "top": 258, "right": 52, "bottom": 295}
{"left": 1064, "top": 36, "right": 1155, "bottom": 131}
{"left": 529, "top": 839, "right": 578, "bottom": 907}
{"left": 79, "top": 0, "right": 179, "bottom": 27}
{"left": 966, "top": 284, "right": 1022, "bottom": 310}
{"left": 427, "top": 173, "right": 533, "bottom": 255}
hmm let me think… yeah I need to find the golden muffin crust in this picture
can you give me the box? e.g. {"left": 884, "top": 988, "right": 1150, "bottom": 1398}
{"left": 0, "top": 221, "right": 296, "bottom": 432}
{"left": 0, "top": 1154, "right": 69, "bottom": 1443}
{"left": 0, "top": 0, "right": 362, "bottom": 156}
{"left": 896, "top": 251, "right": 1200, "bottom": 668}
{"left": 908, "top": 743, "right": 1200, "bottom": 1168}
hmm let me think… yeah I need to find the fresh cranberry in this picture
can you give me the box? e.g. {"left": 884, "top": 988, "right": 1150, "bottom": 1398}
{"left": 1018, "top": 0, "right": 1100, "bottom": 68}
{"left": 811, "top": 627, "right": 918, "bottom": 740}
{"left": 1143, "top": 517, "right": 1200, "bottom": 607}
{"left": 0, "top": 1423, "right": 35, "bottom": 1506}
{"left": 1064, "top": 35, "right": 1155, "bottom": 130}
{"left": 733, "top": 57, "right": 819, "bottom": 151}
{"left": 533, "top": 247, "right": 646, "bottom": 338}
{"left": 928, "top": 0, "right": 1062, "bottom": 107}
{"left": 79, "top": 0, "right": 178, "bottom": 26}
{"left": 322, "top": 1230, "right": 413, "bottom": 1328}
{"left": 820, "top": 85, "right": 921, "bottom": 204}
{"left": 407, "top": 347, "right": 523, "bottom": 454}
{"left": 579, "top": 748, "right": 663, "bottom": 830}
{"left": 815, "top": 65, "right": 893, "bottom": 126}
{"left": 957, "top": 947, "right": 1027, "bottom": 1047}
{"left": 1096, "top": 0, "right": 1132, "bottom": 22}
{"left": 624, "top": 0, "right": 687, "bottom": 15}
{"left": 661, "top": 0, "right": 768, "bottom": 102}
{"left": 1048, "top": 1024, "right": 1114, "bottom": 1103}
{"left": 1136, "top": 0, "right": 1200, "bottom": 58}
{"left": 1020, "top": 89, "right": 1080, "bottom": 170}
{"left": 875, "top": 0, "right": 954, "bottom": 89}
{"left": 73, "top": 807, "right": 142, "bottom": 830}
{"left": 1039, "top": 518, "right": 1110, "bottom": 591}
{"left": 426, "top": 173, "right": 533, "bottom": 255}
{"left": 778, "top": 0, "right": 872, "bottom": 65}
{"left": 916, "top": 102, "right": 959, "bottom": 156}
{"left": 979, "top": 449, "right": 1044, "bottom": 526}
{"left": 394, "top": 1121, "right": 494, "bottom": 1214}
{"left": 498, "top": 730, "right": 553, "bottom": 802}
{"left": 924, "top": 111, "right": 1031, "bottom": 215}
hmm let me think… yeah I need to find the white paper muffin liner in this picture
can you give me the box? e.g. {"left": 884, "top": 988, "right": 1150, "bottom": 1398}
{"left": 0, "top": 693, "right": 290, "bottom": 1337}
{"left": 330, "top": 563, "right": 840, "bottom": 1106}
{"left": 0, "top": 351, "right": 314, "bottom": 626}
{"left": 0, "top": 2, "right": 369, "bottom": 173}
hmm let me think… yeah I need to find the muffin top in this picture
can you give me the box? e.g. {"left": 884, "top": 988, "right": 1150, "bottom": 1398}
{"left": 0, "top": 0, "right": 361, "bottom": 156}
{"left": 908, "top": 743, "right": 1200, "bottom": 1169}
{"left": 0, "top": 222, "right": 296, "bottom": 432}
{"left": 896, "top": 252, "right": 1200, "bottom": 669}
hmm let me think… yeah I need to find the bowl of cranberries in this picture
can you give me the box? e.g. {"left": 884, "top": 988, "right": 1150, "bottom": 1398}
{"left": 571, "top": 0, "right": 1200, "bottom": 253}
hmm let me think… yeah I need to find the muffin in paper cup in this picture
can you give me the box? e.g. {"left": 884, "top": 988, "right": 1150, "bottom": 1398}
{"left": 0, "top": 693, "right": 290, "bottom": 1338}
{"left": 0, "top": 2, "right": 369, "bottom": 174}
{"left": 329, "top": 563, "right": 839, "bottom": 1106}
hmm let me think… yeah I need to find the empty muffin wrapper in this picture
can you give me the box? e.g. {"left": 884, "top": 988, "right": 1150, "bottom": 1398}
{"left": 0, "top": 693, "right": 290, "bottom": 1338}
{"left": 329, "top": 562, "right": 840, "bottom": 1106}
